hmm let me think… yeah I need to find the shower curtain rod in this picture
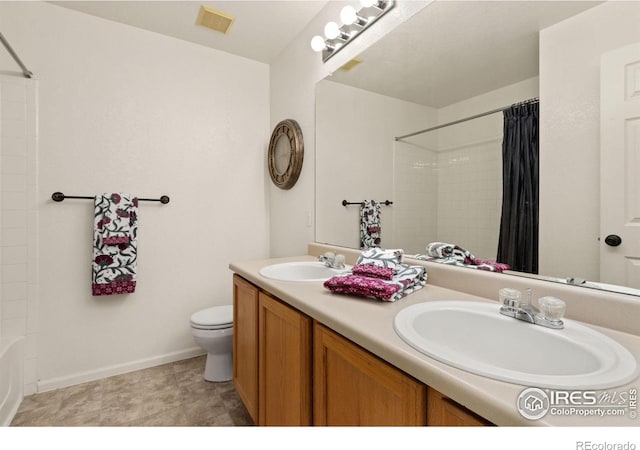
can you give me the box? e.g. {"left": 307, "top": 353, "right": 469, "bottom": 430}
{"left": 0, "top": 32, "right": 33, "bottom": 79}
{"left": 394, "top": 97, "right": 539, "bottom": 141}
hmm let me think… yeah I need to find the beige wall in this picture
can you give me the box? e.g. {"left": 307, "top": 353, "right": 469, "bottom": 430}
{"left": 0, "top": 2, "right": 270, "bottom": 391}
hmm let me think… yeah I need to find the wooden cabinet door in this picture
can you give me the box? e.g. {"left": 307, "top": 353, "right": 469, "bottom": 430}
{"left": 232, "top": 275, "right": 259, "bottom": 424}
{"left": 314, "top": 322, "right": 427, "bottom": 426}
{"left": 427, "top": 387, "right": 491, "bottom": 426}
{"left": 258, "top": 292, "right": 312, "bottom": 426}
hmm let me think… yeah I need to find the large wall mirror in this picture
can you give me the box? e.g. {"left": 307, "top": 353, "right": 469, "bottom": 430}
{"left": 315, "top": 1, "right": 640, "bottom": 297}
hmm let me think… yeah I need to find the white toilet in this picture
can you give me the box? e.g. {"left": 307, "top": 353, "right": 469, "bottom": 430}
{"left": 190, "top": 304, "right": 233, "bottom": 382}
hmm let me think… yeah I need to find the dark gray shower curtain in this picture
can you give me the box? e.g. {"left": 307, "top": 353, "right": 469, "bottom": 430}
{"left": 497, "top": 101, "right": 539, "bottom": 273}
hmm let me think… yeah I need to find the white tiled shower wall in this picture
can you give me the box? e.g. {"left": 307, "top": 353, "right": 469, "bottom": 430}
{"left": 0, "top": 75, "right": 38, "bottom": 395}
{"left": 392, "top": 141, "right": 438, "bottom": 253}
{"left": 392, "top": 122, "right": 502, "bottom": 258}
{"left": 435, "top": 134, "right": 502, "bottom": 260}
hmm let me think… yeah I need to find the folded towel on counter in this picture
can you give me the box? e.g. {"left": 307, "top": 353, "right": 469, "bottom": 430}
{"left": 425, "top": 242, "right": 474, "bottom": 264}
{"left": 356, "top": 247, "right": 404, "bottom": 270}
{"left": 324, "top": 275, "right": 401, "bottom": 301}
{"left": 360, "top": 200, "right": 381, "bottom": 249}
{"left": 351, "top": 264, "right": 395, "bottom": 280}
{"left": 324, "top": 251, "right": 427, "bottom": 302}
{"left": 92, "top": 193, "right": 138, "bottom": 296}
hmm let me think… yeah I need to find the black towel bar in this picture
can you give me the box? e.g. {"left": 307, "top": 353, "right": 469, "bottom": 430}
{"left": 51, "top": 192, "right": 170, "bottom": 204}
{"left": 342, "top": 199, "right": 393, "bottom": 206}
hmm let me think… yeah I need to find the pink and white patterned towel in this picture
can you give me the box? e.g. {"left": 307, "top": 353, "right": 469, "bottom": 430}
{"left": 92, "top": 193, "right": 138, "bottom": 296}
{"left": 324, "top": 252, "right": 427, "bottom": 302}
{"left": 351, "top": 264, "right": 396, "bottom": 280}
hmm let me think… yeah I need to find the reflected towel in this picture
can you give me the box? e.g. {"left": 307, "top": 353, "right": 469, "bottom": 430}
{"left": 92, "top": 193, "right": 138, "bottom": 296}
{"left": 426, "top": 242, "right": 474, "bottom": 264}
{"left": 471, "top": 258, "right": 511, "bottom": 273}
{"left": 360, "top": 200, "right": 381, "bottom": 249}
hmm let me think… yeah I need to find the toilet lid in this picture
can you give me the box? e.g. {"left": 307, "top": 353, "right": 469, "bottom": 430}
{"left": 190, "top": 305, "right": 233, "bottom": 329}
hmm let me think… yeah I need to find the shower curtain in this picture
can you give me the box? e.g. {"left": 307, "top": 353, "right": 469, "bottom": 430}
{"left": 497, "top": 101, "right": 539, "bottom": 273}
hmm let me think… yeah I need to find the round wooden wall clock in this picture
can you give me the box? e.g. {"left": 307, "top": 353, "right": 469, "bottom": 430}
{"left": 268, "top": 119, "right": 304, "bottom": 190}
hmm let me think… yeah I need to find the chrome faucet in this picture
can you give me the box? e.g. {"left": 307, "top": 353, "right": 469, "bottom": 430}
{"left": 317, "top": 252, "right": 346, "bottom": 269}
{"left": 566, "top": 277, "right": 586, "bottom": 286}
{"left": 499, "top": 288, "right": 565, "bottom": 330}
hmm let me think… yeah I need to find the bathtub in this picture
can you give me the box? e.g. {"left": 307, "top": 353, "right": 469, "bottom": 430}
{"left": 0, "top": 337, "right": 24, "bottom": 426}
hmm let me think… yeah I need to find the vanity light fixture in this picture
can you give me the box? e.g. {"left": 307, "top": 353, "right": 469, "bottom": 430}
{"left": 310, "top": 0, "right": 395, "bottom": 62}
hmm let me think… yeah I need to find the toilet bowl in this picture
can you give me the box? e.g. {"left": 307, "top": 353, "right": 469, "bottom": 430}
{"left": 190, "top": 305, "right": 233, "bottom": 382}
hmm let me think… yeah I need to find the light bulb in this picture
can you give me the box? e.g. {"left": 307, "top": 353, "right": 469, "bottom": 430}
{"left": 324, "top": 21, "right": 340, "bottom": 40}
{"left": 340, "top": 5, "right": 357, "bottom": 25}
{"left": 360, "top": 0, "right": 377, "bottom": 7}
{"left": 310, "top": 35, "right": 326, "bottom": 52}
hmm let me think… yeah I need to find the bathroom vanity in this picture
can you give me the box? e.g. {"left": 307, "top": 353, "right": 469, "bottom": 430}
{"left": 232, "top": 274, "right": 486, "bottom": 426}
{"left": 230, "top": 244, "right": 640, "bottom": 427}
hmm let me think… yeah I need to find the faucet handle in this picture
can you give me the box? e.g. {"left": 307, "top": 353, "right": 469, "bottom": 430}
{"left": 334, "top": 254, "right": 345, "bottom": 267}
{"left": 499, "top": 288, "right": 521, "bottom": 309}
{"left": 538, "top": 296, "right": 566, "bottom": 322}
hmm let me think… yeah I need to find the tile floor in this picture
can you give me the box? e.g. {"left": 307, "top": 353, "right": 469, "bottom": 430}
{"left": 10, "top": 355, "right": 253, "bottom": 426}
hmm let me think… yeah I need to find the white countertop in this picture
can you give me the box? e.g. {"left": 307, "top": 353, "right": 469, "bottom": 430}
{"left": 229, "top": 254, "right": 640, "bottom": 427}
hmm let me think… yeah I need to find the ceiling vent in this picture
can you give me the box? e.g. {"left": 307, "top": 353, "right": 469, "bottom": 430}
{"left": 340, "top": 58, "right": 363, "bottom": 71}
{"left": 196, "top": 5, "right": 234, "bottom": 34}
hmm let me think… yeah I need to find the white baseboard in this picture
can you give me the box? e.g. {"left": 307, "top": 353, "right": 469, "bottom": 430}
{"left": 36, "top": 347, "right": 204, "bottom": 393}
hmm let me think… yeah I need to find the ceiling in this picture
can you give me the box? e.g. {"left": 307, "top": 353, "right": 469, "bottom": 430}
{"left": 51, "top": 1, "right": 603, "bottom": 106}
{"left": 328, "top": 1, "right": 601, "bottom": 108}
{"left": 51, "top": 1, "right": 329, "bottom": 64}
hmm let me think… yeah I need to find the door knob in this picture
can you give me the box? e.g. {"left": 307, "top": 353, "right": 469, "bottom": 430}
{"left": 604, "top": 234, "right": 622, "bottom": 247}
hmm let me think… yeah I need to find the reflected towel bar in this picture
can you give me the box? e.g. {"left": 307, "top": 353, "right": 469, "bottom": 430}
{"left": 342, "top": 200, "right": 393, "bottom": 206}
{"left": 51, "top": 192, "right": 170, "bottom": 204}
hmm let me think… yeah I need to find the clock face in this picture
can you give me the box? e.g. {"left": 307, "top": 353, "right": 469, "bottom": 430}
{"left": 268, "top": 119, "right": 304, "bottom": 190}
{"left": 273, "top": 135, "right": 291, "bottom": 175}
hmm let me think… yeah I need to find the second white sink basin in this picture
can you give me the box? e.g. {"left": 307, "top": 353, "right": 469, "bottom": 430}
{"left": 394, "top": 300, "right": 638, "bottom": 389}
{"left": 259, "top": 261, "right": 350, "bottom": 282}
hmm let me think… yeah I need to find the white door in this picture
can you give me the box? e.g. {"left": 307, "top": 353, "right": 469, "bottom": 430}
{"left": 600, "top": 42, "right": 640, "bottom": 288}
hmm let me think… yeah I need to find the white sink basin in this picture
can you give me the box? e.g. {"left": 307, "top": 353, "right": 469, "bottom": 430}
{"left": 259, "top": 261, "right": 350, "bottom": 282}
{"left": 394, "top": 300, "right": 638, "bottom": 389}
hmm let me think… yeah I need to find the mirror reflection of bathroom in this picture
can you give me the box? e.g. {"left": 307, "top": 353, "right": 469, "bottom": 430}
{"left": 315, "top": 0, "right": 640, "bottom": 297}
{"left": 318, "top": 77, "right": 537, "bottom": 271}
